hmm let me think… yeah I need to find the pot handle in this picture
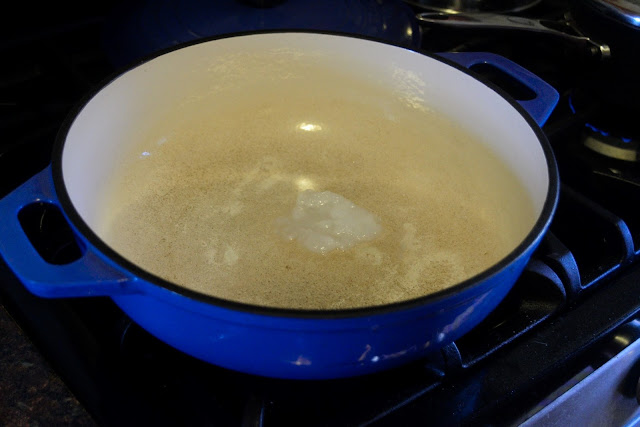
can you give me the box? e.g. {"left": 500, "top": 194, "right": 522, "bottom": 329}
{"left": 437, "top": 52, "right": 559, "bottom": 126}
{"left": 421, "top": 13, "right": 610, "bottom": 60}
{"left": 0, "top": 166, "right": 136, "bottom": 298}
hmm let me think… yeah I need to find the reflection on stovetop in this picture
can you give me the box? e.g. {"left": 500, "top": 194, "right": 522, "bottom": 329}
{"left": 2, "top": 1, "right": 640, "bottom": 425}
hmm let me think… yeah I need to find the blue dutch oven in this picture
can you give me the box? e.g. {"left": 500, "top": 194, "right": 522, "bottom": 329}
{"left": 0, "top": 32, "right": 559, "bottom": 379}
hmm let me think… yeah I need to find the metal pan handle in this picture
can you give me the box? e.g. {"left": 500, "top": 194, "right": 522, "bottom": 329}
{"left": 0, "top": 166, "right": 135, "bottom": 298}
{"left": 437, "top": 51, "right": 559, "bottom": 126}
{"left": 419, "top": 12, "right": 610, "bottom": 59}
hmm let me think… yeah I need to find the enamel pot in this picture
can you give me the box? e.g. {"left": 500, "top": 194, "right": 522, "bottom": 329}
{"left": 0, "top": 32, "right": 559, "bottom": 379}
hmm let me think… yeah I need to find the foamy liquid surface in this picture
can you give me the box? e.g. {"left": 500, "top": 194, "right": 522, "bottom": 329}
{"left": 99, "top": 79, "right": 535, "bottom": 309}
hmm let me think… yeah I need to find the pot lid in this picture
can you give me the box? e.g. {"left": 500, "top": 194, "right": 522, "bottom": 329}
{"left": 102, "top": 0, "right": 421, "bottom": 67}
{"left": 585, "top": 0, "right": 640, "bottom": 28}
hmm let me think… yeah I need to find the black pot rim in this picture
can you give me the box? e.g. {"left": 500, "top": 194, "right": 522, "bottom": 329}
{"left": 51, "top": 29, "right": 560, "bottom": 319}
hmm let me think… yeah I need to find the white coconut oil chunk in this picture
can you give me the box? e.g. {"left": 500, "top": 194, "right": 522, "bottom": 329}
{"left": 277, "top": 190, "right": 382, "bottom": 254}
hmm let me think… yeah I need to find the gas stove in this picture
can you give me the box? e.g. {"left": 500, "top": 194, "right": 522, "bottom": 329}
{"left": 2, "top": 1, "right": 640, "bottom": 425}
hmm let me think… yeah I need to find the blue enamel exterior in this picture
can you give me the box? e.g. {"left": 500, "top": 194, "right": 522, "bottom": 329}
{"left": 110, "top": 252, "right": 532, "bottom": 378}
{"left": 0, "top": 44, "right": 559, "bottom": 379}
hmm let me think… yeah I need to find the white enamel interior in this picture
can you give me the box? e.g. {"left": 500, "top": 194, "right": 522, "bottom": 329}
{"left": 61, "top": 33, "right": 550, "bottom": 243}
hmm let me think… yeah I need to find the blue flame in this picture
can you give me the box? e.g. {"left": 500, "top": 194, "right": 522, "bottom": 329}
{"left": 568, "top": 95, "right": 634, "bottom": 144}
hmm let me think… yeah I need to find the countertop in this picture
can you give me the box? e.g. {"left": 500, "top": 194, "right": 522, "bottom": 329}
{"left": 0, "top": 303, "right": 94, "bottom": 425}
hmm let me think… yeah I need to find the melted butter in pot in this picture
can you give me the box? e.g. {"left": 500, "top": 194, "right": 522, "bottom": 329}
{"left": 99, "top": 74, "right": 535, "bottom": 310}
{"left": 277, "top": 190, "right": 382, "bottom": 254}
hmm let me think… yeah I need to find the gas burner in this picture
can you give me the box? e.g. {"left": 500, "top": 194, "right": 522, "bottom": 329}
{"left": 581, "top": 126, "right": 639, "bottom": 162}
{"left": 405, "top": 0, "right": 541, "bottom": 13}
{"left": 569, "top": 71, "right": 640, "bottom": 161}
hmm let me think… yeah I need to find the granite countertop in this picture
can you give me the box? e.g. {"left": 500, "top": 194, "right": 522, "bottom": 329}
{"left": 0, "top": 303, "right": 94, "bottom": 425}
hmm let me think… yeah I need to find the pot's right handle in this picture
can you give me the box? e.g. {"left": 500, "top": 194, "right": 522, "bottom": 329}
{"left": 0, "top": 166, "right": 136, "bottom": 298}
{"left": 437, "top": 52, "right": 559, "bottom": 126}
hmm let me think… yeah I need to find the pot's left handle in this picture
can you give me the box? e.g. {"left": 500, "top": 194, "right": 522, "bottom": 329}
{"left": 0, "top": 166, "right": 136, "bottom": 298}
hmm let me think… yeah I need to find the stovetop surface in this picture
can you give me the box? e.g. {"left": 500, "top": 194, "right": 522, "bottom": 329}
{"left": 2, "top": 1, "right": 640, "bottom": 425}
